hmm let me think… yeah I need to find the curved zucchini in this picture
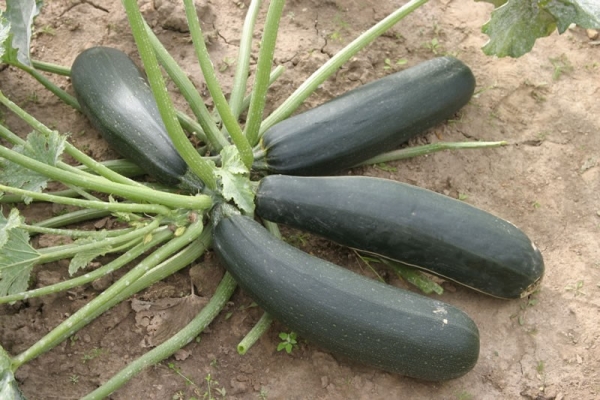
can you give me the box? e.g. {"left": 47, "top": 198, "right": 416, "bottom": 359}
{"left": 259, "top": 56, "right": 475, "bottom": 176}
{"left": 255, "top": 175, "right": 544, "bottom": 299}
{"left": 71, "top": 46, "right": 201, "bottom": 189}
{"left": 213, "top": 214, "right": 480, "bottom": 381}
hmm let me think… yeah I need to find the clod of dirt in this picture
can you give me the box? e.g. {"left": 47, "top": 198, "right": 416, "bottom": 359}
{"left": 131, "top": 294, "right": 208, "bottom": 347}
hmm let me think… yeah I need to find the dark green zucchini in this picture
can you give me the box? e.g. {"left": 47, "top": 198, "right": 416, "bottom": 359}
{"left": 255, "top": 175, "right": 544, "bottom": 299}
{"left": 71, "top": 46, "right": 201, "bottom": 189}
{"left": 213, "top": 213, "right": 480, "bottom": 381}
{"left": 258, "top": 56, "right": 475, "bottom": 176}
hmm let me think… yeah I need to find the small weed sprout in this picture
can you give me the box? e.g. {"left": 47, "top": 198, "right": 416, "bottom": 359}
{"left": 277, "top": 331, "right": 298, "bottom": 353}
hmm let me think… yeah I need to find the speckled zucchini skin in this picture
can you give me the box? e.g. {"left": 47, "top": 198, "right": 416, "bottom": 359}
{"left": 213, "top": 214, "right": 480, "bottom": 381}
{"left": 261, "top": 56, "right": 476, "bottom": 176}
{"left": 71, "top": 46, "right": 192, "bottom": 187}
{"left": 255, "top": 175, "right": 545, "bottom": 299}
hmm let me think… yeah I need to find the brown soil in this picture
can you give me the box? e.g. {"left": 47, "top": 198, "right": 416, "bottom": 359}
{"left": 1, "top": 0, "right": 599, "bottom": 399}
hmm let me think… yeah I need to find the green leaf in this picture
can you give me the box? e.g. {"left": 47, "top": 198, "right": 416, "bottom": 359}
{"left": 215, "top": 146, "right": 255, "bottom": 214}
{"left": 0, "top": 130, "right": 66, "bottom": 204}
{"left": 68, "top": 234, "right": 111, "bottom": 276}
{"left": 482, "top": 0, "right": 600, "bottom": 58}
{"left": 0, "top": 0, "right": 43, "bottom": 66}
{"left": 545, "top": 0, "right": 600, "bottom": 33}
{"left": 482, "top": 0, "right": 558, "bottom": 58}
{"left": 384, "top": 259, "right": 444, "bottom": 295}
{"left": 1, "top": 345, "right": 26, "bottom": 400}
{"left": 0, "top": 208, "right": 21, "bottom": 248}
{"left": 0, "top": 216, "right": 39, "bottom": 296}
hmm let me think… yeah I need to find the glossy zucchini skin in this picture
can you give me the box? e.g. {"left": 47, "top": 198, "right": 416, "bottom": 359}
{"left": 255, "top": 175, "right": 544, "bottom": 299}
{"left": 213, "top": 214, "right": 480, "bottom": 381}
{"left": 71, "top": 46, "right": 197, "bottom": 188}
{"left": 260, "top": 56, "right": 475, "bottom": 176}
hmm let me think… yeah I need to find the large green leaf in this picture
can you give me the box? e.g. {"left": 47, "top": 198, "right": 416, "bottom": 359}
{"left": 0, "top": 209, "right": 39, "bottom": 296}
{"left": 0, "top": 0, "right": 43, "bottom": 66}
{"left": 481, "top": 0, "right": 600, "bottom": 57}
{"left": 0, "top": 130, "right": 66, "bottom": 204}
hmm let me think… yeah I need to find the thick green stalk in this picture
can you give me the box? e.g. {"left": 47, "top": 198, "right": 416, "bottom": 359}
{"left": 236, "top": 220, "right": 280, "bottom": 354}
{"left": 0, "top": 145, "right": 212, "bottom": 210}
{"left": 0, "top": 229, "right": 173, "bottom": 304}
{"left": 358, "top": 141, "right": 508, "bottom": 165}
{"left": 122, "top": 0, "right": 218, "bottom": 189}
{"left": 33, "top": 209, "right": 113, "bottom": 229}
{"left": 11, "top": 219, "right": 206, "bottom": 369}
{"left": 241, "top": 65, "right": 285, "bottom": 114}
{"left": 31, "top": 59, "right": 71, "bottom": 76}
{"left": 82, "top": 271, "right": 236, "bottom": 399}
{"left": 37, "top": 218, "right": 160, "bottom": 262}
{"left": 237, "top": 312, "right": 274, "bottom": 355}
{"left": 244, "top": 0, "right": 285, "bottom": 146}
{"left": 259, "top": 0, "right": 430, "bottom": 137}
{"left": 182, "top": 0, "right": 253, "bottom": 169}
{"left": 20, "top": 224, "right": 134, "bottom": 238}
{"left": 17, "top": 64, "right": 79, "bottom": 109}
{"left": 229, "top": 0, "right": 263, "bottom": 119}
{"left": 144, "top": 20, "right": 229, "bottom": 151}
{"left": 0, "top": 91, "right": 145, "bottom": 187}
{"left": 0, "top": 184, "right": 172, "bottom": 215}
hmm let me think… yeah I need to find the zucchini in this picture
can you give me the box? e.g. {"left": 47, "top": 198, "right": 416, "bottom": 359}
{"left": 258, "top": 56, "right": 475, "bottom": 176}
{"left": 255, "top": 175, "right": 544, "bottom": 299}
{"left": 213, "top": 213, "right": 480, "bottom": 381}
{"left": 71, "top": 46, "right": 202, "bottom": 189}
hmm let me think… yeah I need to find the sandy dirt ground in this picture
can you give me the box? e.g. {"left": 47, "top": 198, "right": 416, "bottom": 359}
{"left": 0, "top": 0, "right": 599, "bottom": 399}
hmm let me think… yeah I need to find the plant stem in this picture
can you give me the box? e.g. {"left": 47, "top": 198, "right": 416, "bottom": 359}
{"left": 0, "top": 229, "right": 173, "bottom": 304}
{"left": 33, "top": 209, "right": 113, "bottom": 229}
{"left": 0, "top": 91, "right": 145, "bottom": 187}
{"left": 10, "top": 218, "right": 162, "bottom": 273}
{"left": 82, "top": 271, "right": 236, "bottom": 399}
{"left": 122, "top": 0, "right": 218, "bottom": 190}
{"left": 17, "top": 64, "right": 79, "bottom": 109}
{"left": 0, "top": 184, "right": 172, "bottom": 215}
{"left": 0, "top": 145, "right": 212, "bottom": 210}
{"left": 259, "top": 0, "right": 430, "bottom": 136}
{"left": 236, "top": 220, "right": 280, "bottom": 354}
{"left": 237, "top": 312, "right": 274, "bottom": 355}
{"left": 182, "top": 0, "right": 253, "bottom": 169}
{"left": 31, "top": 59, "right": 71, "bottom": 76}
{"left": 358, "top": 141, "right": 508, "bottom": 165}
{"left": 19, "top": 224, "right": 134, "bottom": 238}
{"left": 229, "top": 0, "right": 263, "bottom": 119}
{"left": 144, "top": 20, "right": 229, "bottom": 151}
{"left": 244, "top": 0, "right": 285, "bottom": 146}
{"left": 241, "top": 65, "right": 285, "bottom": 113}
{"left": 11, "top": 219, "right": 206, "bottom": 369}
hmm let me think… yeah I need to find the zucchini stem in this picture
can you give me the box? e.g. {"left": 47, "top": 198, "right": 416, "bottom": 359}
{"left": 81, "top": 271, "right": 236, "bottom": 400}
{"left": 237, "top": 312, "right": 274, "bottom": 355}
{"left": 0, "top": 145, "right": 213, "bottom": 211}
{"left": 11, "top": 219, "right": 206, "bottom": 369}
{"left": 229, "top": 0, "right": 264, "bottom": 119}
{"left": 358, "top": 140, "right": 508, "bottom": 166}
{"left": 182, "top": 0, "right": 254, "bottom": 169}
{"left": 0, "top": 229, "right": 174, "bottom": 304}
{"left": 123, "top": 0, "right": 218, "bottom": 190}
{"left": 258, "top": 0, "right": 430, "bottom": 137}
{"left": 143, "top": 20, "right": 229, "bottom": 151}
{"left": 243, "top": 0, "right": 285, "bottom": 147}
